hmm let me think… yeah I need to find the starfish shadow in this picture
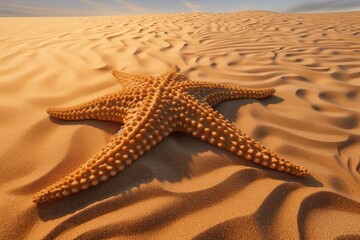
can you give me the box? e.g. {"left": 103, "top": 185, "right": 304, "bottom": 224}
{"left": 36, "top": 134, "right": 321, "bottom": 216}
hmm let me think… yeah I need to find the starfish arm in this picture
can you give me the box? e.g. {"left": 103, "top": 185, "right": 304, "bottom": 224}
{"left": 178, "top": 96, "right": 309, "bottom": 177}
{"left": 111, "top": 70, "right": 152, "bottom": 89}
{"left": 46, "top": 91, "right": 134, "bottom": 123}
{"left": 33, "top": 113, "right": 174, "bottom": 204}
{"left": 186, "top": 81, "right": 275, "bottom": 107}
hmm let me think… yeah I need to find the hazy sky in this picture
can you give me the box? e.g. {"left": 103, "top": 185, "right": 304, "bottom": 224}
{"left": 1, "top": 0, "right": 360, "bottom": 17}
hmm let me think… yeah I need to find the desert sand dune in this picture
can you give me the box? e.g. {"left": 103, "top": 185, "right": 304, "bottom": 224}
{"left": 0, "top": 11, "right": 360, "bottom": 239}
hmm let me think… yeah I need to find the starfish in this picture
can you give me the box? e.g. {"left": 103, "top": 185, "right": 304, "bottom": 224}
{"left": 33, "top": 65, "right": 309, "bottom": 204}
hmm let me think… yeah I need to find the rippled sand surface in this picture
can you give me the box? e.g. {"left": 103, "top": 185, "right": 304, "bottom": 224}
{"left": 1, "top": 11, "right": 360, "bottom": 239}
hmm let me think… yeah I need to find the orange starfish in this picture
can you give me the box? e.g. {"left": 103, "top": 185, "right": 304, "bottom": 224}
{"left": 33, "top": 65, "right": 309, "bottom": 204}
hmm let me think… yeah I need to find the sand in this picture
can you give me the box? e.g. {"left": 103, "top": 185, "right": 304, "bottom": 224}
{"left": 1, "top": 11, "right": 360, "bottom": 239}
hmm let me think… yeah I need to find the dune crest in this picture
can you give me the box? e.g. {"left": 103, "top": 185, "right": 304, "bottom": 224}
{"left": 1, "top": 11, "right": 360, "bottom": 239}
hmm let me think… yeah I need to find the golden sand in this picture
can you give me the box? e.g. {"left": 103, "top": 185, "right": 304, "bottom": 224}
{"left": 1, "top": 11, "right": 360, "bottom": 239}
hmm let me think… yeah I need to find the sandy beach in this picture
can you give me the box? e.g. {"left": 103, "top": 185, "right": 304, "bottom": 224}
{"left": 1, "top": 11, "right": 360, "bottom": 239}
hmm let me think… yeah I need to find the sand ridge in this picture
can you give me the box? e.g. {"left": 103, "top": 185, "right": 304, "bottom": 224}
{"left": 1, "top": 11, "right": 360, "bottom": 239}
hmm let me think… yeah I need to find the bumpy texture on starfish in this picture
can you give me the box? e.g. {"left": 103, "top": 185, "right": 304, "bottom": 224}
{"left": 33, "top": 65, "right": 309, "bottom": 204}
